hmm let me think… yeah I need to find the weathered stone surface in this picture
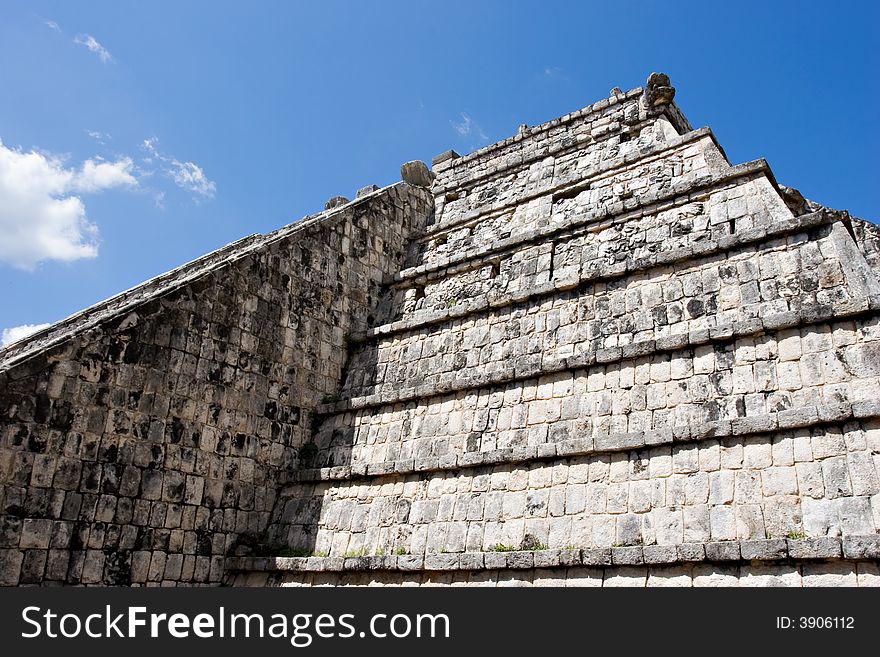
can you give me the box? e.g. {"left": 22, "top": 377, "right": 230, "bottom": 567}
{"left": 0, "top": 183, "right": 431, "bottom": 586}
{"left": 611, "top": 546, "right": 644, "bottom": 565}
{"left": 705, "top": 541, "right": 740, "bottom": 562}
{"left": 677, "top": 543, "right": 706, "bottom": 562}
{"left": 2, "top": 73, "right": 879, "bottom": 588}
{"left": 423, "top": 553, "right": 458, "bottom": 571}
{"left": 431, "top": 150, "right": 460, "bottom": 168}
{"left": 643, "top": 545, "right": 678, "bottom": 564}
{"left": 355, "top": 185, "right": 379, "bottom": 198}
{"left": 842, "top": 534, "right": 880, "bottom": 559}
{"left": 581, "top": 548, "right": 612, "bottom": 566}
{"left": 741, "top": 539, "right": 788, "bottom": 561}
{"left": 0, "top": 550, "right": 23, "bottom": 586}
{"left": 324, "top": 195, "right": 349, "bottom": 210}
{"left": 643, "top": 72, "right": 675, "bottom": 108}
{"left": 400, "top": 160, "right": 435, "bottom": 188}
{"left": 787, "top": 537, "right": 842, "bottom": 560}
{"left": 222, "top": 558, "right": 874, "bottom": 587}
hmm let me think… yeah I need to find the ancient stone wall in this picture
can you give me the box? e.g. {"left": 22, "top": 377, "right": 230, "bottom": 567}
{"left": 0, "top": 184, "right": 432, "bottom": 585}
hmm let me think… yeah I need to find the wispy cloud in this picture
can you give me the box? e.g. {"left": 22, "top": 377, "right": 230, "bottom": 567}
{"left": 0, "top": 138, "right": 137, "bottom": 269}
{"left": 85, "top": 129, "right": 111, "bottom": 145}
{"left": 43, "top": 21, "right": 114, "bottom": 65}
{"left": 142, "top": 137, "right": 216, "bottom": 201}
{"left": 451, "top": 112, "right": 488, "bottom": 141}
{"left": 74, "top": 34, "right": 112, "bottom": 64}
{"left": 170, "top": 161, "right": 216, "bottom": 199}
{"left": 142, "top": 136, "right": 160, "bottom": 159}
{"left": 1, "top": 323, "right": 51, "bottom": 347}
{"left": 544, "top": 66, "right": 563, "bottom": 78}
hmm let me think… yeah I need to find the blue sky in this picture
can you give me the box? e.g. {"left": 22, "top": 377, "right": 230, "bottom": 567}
{"left": 1, "top": 0, "right": 878, "bottom": 342}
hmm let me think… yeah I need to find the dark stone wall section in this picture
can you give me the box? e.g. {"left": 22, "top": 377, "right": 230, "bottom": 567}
{"left": 0, "top": 183, "right": 432, "bottom": 585}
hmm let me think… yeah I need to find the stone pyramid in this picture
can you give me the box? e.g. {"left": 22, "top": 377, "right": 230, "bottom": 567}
{"left": 1, "top": 73, "right": 878, "bottom": 587}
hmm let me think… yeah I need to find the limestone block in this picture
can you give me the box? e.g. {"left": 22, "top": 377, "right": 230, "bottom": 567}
{"left": 400, "top": 161, "right": 435, "bottom": 188}
{"left": 0, "top": 549, "right": 24, "bottom": 586}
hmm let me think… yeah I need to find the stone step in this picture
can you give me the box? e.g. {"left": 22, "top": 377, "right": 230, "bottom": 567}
{"left": 225, "top": 535, "right": 880, "bottom": 577}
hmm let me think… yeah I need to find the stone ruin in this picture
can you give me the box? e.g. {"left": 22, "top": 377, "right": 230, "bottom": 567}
{"left": 1, "top": 73, "right": 879, "bottom": 587}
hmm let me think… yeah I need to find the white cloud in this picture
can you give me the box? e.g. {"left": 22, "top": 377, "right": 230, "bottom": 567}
{"left": 1, "top": 323, "right": 51, "bottom": 346}
{"left": 451, "top": 113, "right": 488, "bottom": 142}
{"left": 44, "top": 20, "right": 61, "bottom": 33}
{"left": 74, "top": 157, "right": 137, "bottom": 192}
{"left": 141, "top": 137, "right": 216, "bottom": 200}
{"left": 74, "top": 34, "right": 112, "bottom": 64}
{"left": 0, "top": 139, "right": 137, "bottom": 269}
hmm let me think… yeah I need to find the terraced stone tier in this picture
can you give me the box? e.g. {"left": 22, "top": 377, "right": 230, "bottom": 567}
{"left": 270, "top": 418, "right": 880, "bottom": 561}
